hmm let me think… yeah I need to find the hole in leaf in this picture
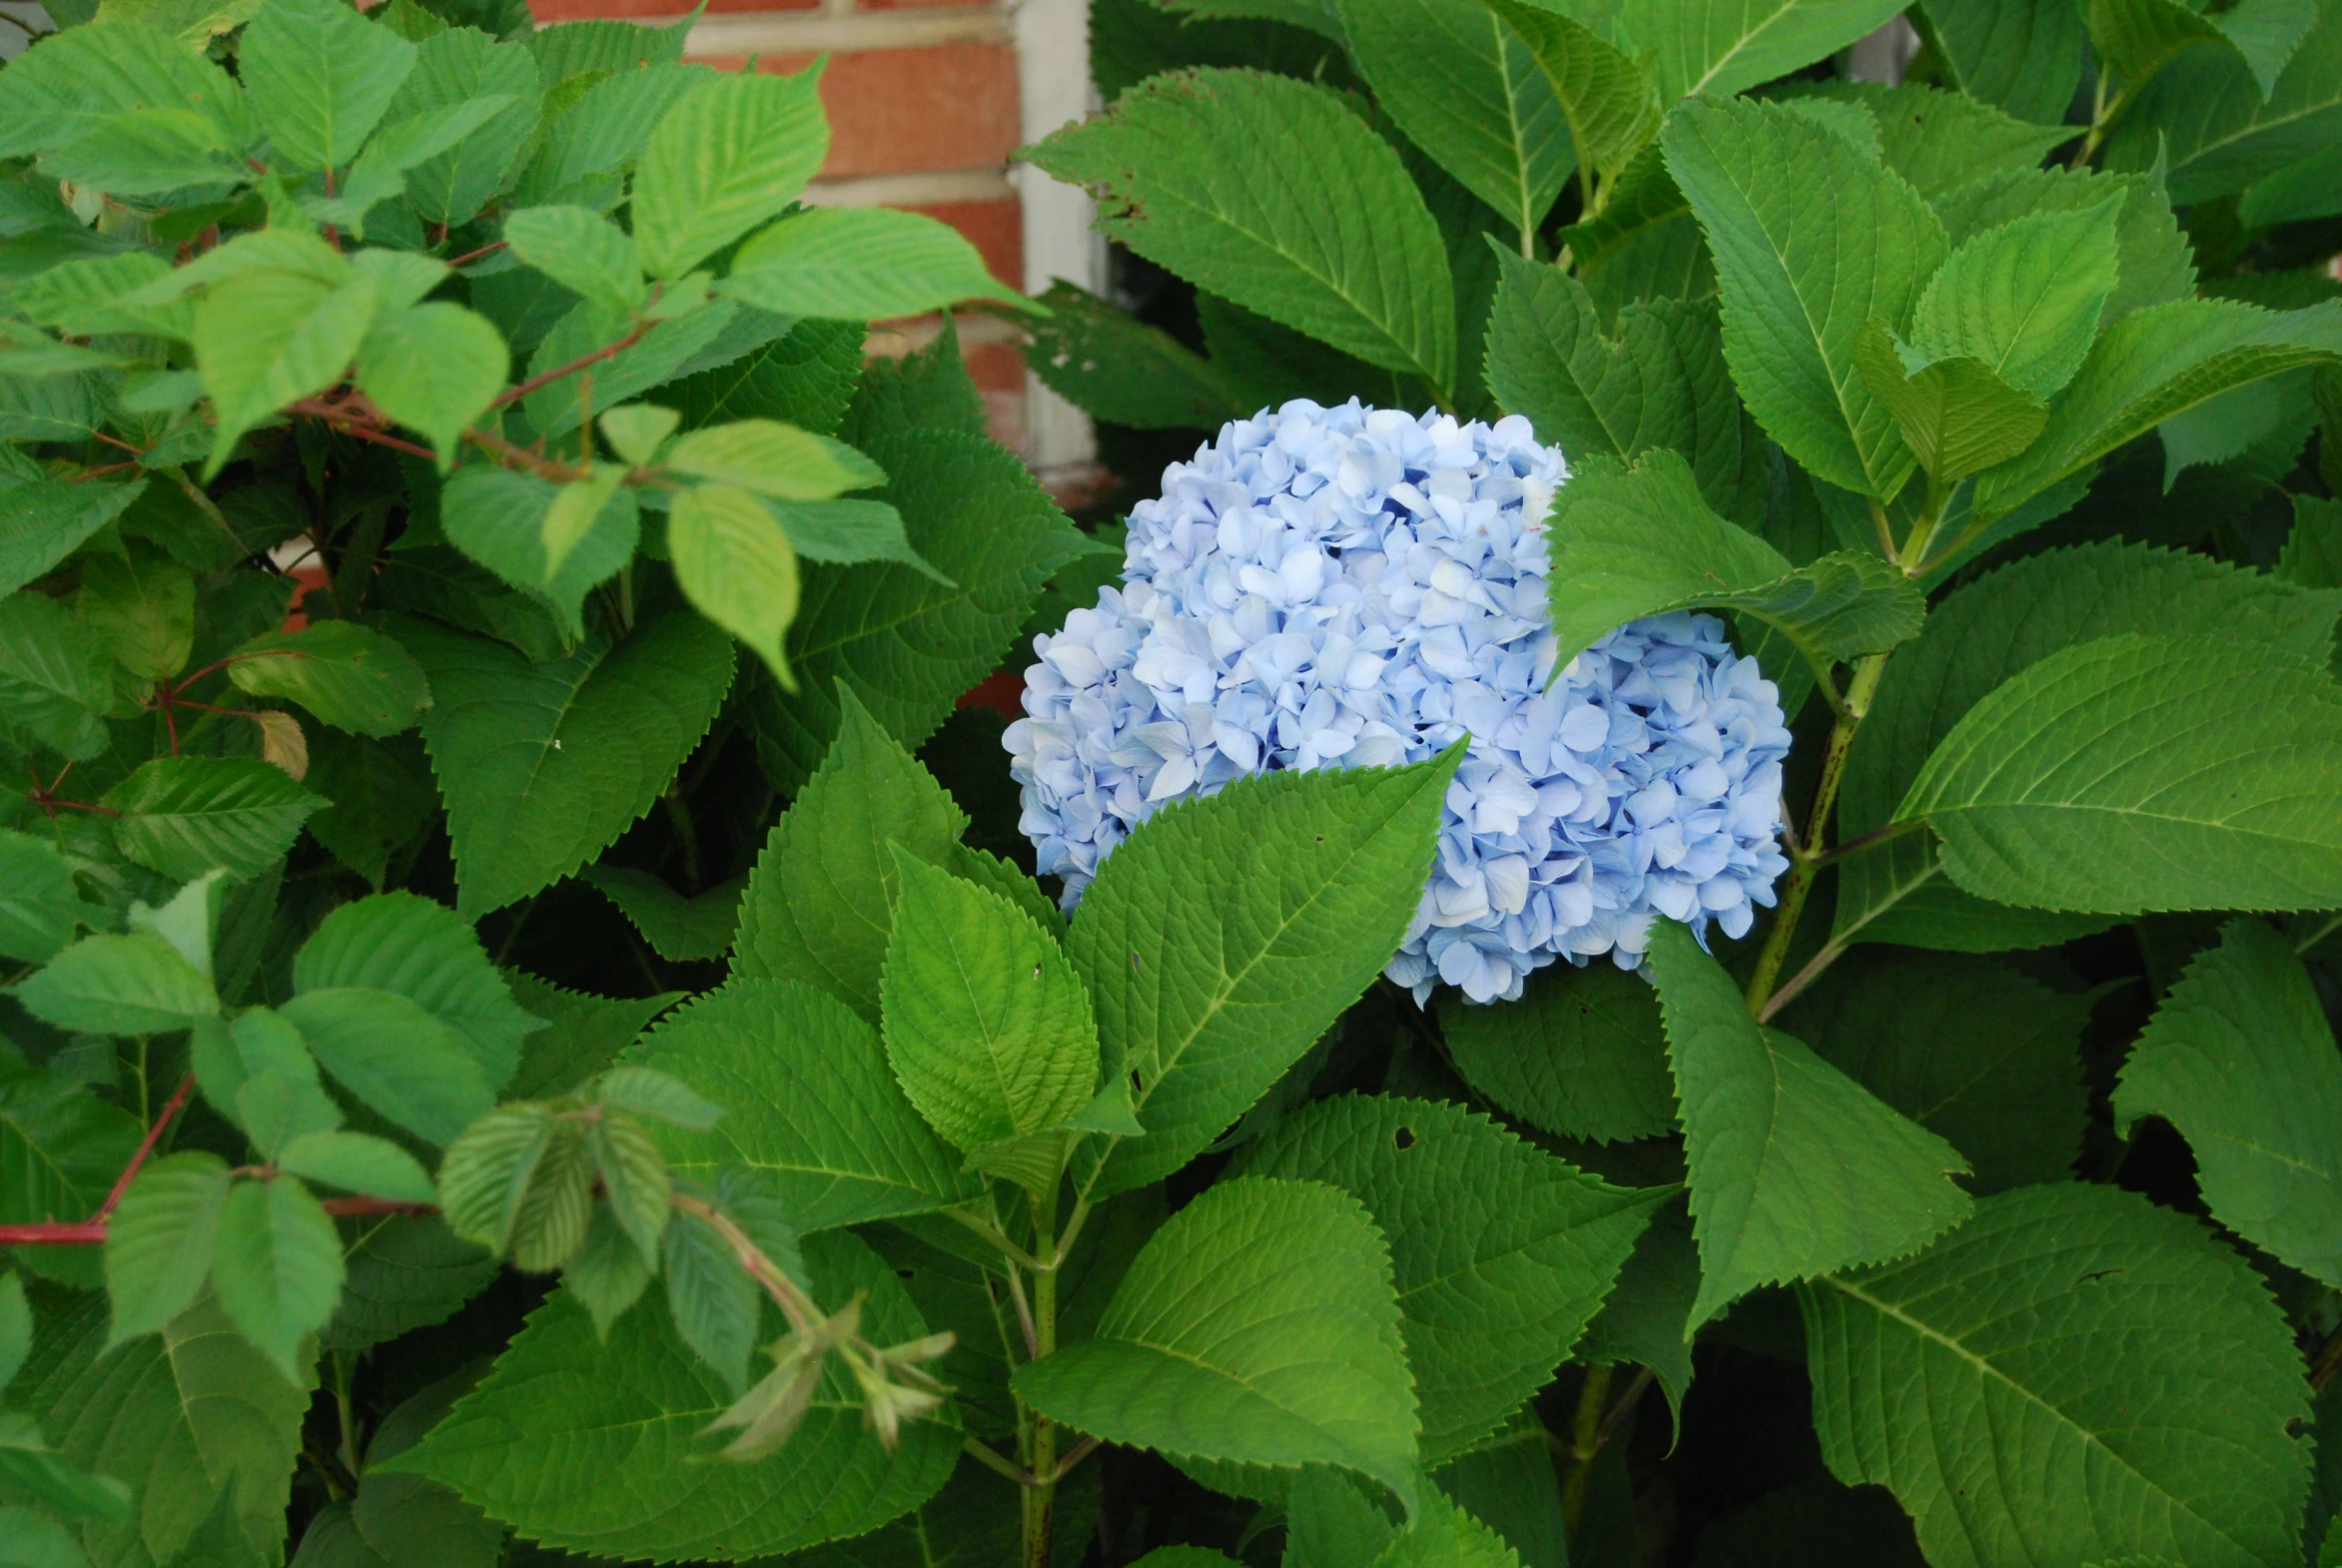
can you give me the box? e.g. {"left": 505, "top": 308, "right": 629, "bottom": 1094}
{"left": 1393, "top": 1126, "right": 1415, "bottom": 1152}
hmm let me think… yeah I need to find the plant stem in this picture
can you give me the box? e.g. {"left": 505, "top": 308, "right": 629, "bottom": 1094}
{"left": 1024, "top": 1192, "right": 1060, "bottom": 1568}
{"left": 1743, "top": 653, "right": 1887, "bottom": 1015}
{"left": 1558, "top": 1364, "right": 1613, "bottom": 1536}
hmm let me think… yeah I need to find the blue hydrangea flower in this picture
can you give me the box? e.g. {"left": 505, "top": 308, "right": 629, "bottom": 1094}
{"left": 1004, "top": 399, "right": 1794, "bottom": 1005}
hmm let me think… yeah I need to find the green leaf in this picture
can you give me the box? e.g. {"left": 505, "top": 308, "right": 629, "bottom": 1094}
{"left": 438, "top": 464, "right": 636, "bottom": 639}
{"left": 721, "top": 206, "right": 1026, "bottom": 320}
{"left": 1851, "top": 325, "right": 2048, "bottom": 485}
{"left": 22, "top": 1290, "right": 311, "bottom": 1565}
{"left": 1973, "top": 299, "right": 2342, "bottom": 521}
{"left": 277, "top": 1130, "right": 437, "bottom": 1203}
{"left": 1834, "top": 538, "right": 2335, "bottom": 951}
{"left": 735, "top": 684, "right": 968, "bottom": 1019}
{"left": 0, "top": 19, "right": 254, "bottom": 161}
{"left": 1784, "top": 80, "right": 2076, "bottom": 199}
{"left": 2113, "top": 918, "right": 2342, "bottom": 1286}
{"left": 1776, "top": 949, "right": 2091, "bottom": 1192}
{"left": 1485, "top": 0, "right": 1661, "bottom": 192}
{"left": 38, "top": 105, "right": 244, "bottom": 197}
{"left": 2087, "top": 0, "right": 2230, "bottom": 103}
{"left": 667, "top": 420, "right": 884, "bottom": 500}
{"left": 194, "top": 1008, "right": 344, "bottom": 1158}
{"left": 505, "top": 972, "right": 679, "bottom": 1102}
{"left": 749, "top": 425, "right": 1090, "bottom": 790}
{"left": 880, "top": 851, "right": 1100, "bottom": 1171}
{"left": 1647, "top": 921, "right": 1972, "bottom": 1332}
{"left": 1022, "top": 279, "right": 1240, "bottom": 430}
{"left": 390, "top": 1231, "right": 960, "bottom": 1558}
{"left": 1908, "top": 0, "right": 2088, "bottom": 122}
{"left": 668, "top": 482, "right": 801, "bottom": 685}
{"left": 211, "top": 1175, "right": 342, "bottom": 1381}
{"left": 225, "top": 620, "right": 431, "bottom": 737}
{"left": 664, "top": 316, "right": 865, "bottom": 436}
{"left": 0, "top": 592, "right": 118, "bottom": 762}
{"left": 1442, "top": 956, "right": 1676, "bottom": 1144}
{"left": 588, "top": 1110, "right": 670, "bottom": 1264}
{"left": 0, "top": 1412, "right": 131, "bottom": 1528}
{"left": 0, "top": 831, "right": 87, "bottom": 964}
{"left": 0, "top": 1061, "right": 139, "bottom": 1268}
{"left": 2160, "top": 369, "right": 2321, "bottom": 489}
{"left": 239, "top": 0, "right": 417, "bottom": 169}
{"left": 1237, "top": 1094, "right": 1659, "bottom": 1463}
{"left": 19, "top": 931, "right": 217, "bottom": 1035}
{"left": 1803, "top": 1183, "right": 2314, "bottom": 1568}
{"left": 1574, "top": 1196, "right": 1698, "bottom": 1427}
{"left": 77, "top": 539, "right": 192, "bottom": 682}
{"left": 434, "top": 1102, "right": 570, "bottom": 1258}
{"left": 399, "top": 608, "right": 734, "bottom": 919}
{"left": 0, "top": 478, "right": 144, "bottom": 597}
{"left": 1898, "top": 634, "right": 2342, "bottom": 914}
{"left": 502, "top": 204, "right": 646, "bottom": 316}
{"left": 1016, "top": 1175, "right": 1420, "bottom": 1510}
{"left": 1335, "top": 0, "right": 1570, "bottom": 244}
{"left": 293, "top": 890, "right": 538, "bottom": 1089}
{"left": 1664, "top": 95, "right": 1946, "bottom": 500}
{"left": 580, "top": 865, "right": 745, "bottom": 962}
{"left": 2283, "top": 492, "right": 2342, "bottom": 587}
{"left": 1539, "top": 450, "right": 1925, "bottom": 672}
{"left": 766, "top": 497, "right": 949, "bottom": 581}
{"left": 1484, "top": 256, "right": 1745, "bottom": 513}
{"left": 622, "top": 979, "right": 981, "bottom": 1231}
{"left": 632, "top": 67, "right": 828, "bottom": 280}
{"left": 355, "top": 303, "right": 509, "bottom": 467}
{"left": 195, "top": 267, "right": 378, "bottom": 477}
{"left": 1615, "top": 0, "right": 1908, "bottom": 100}
{"left": 658, "top": 1203, "right": 760, "bottom": 1394}
{"left": 281, "top": 987, "right": 494, "bottom": 1146}
{"left": 388, "top": 25, "right": 543, "bottom": 228}
{"left": 104, "top": 1152, "right": 233, "bottom": 1346}
{"left": 1908, "top": 198, "right": 2124, "bottom": 401}
{"left": 104, "top": 755, "right": 324, "bottom": 882}
{"left": 1025, "top": 68, "right": 1457, "bottom": 394}
{"left": 1371, "top": 1494, "right": 1526, "bottom": 1567}
{"left": 594, "top": 1065, "right": 725, "bottom": 1131}
{"left": 1068, "top": 751, "right": 1459, "bottom": 1198}
{"left": 305, "top": 96, "right": 516, "bottom": 237}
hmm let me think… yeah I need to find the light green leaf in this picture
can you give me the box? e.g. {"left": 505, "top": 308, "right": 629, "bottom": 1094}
{"left": 1539, "top": 450, "right": 1925, "bottom": 673}
{"left": 195, "top": 269, "right": 379, "bottom": 477}
{"left": 1972, "top": 299, "right": 2342, "bottom": 520}
{"left": 736, "top": 686, "right": 969, "bottom": 1018}
{"left": 1022, "top": 279, "right": 1241, "bottom": 430}
{"left": 388, "top": 24, "right": 543, "bottom": 228}
{"left": 211, "top": 1176, "right": 343, "bottom": 1380}
{"left": 580, "top": 866, "right": 745, "bottom": 962}
{"left": 77, "top": 539, "right": 192, "bottom": 682}
{"left": 503, "top": 204, "right": 647, "bottom": 316}
{"left": 23, "top": 1290, "right": 311, "bottom": 1566}
{"left": 2087, "top": 0, "right": 2230, "bottom": 103}
{"left": 1372, "top": 1494, "right": 1526, "bottom": 1567}
{"left": 438, "top": 463, "right": 636, "bottom": 639}
{"left": 1615, "top": 0, "right": 1908, "bottom": 100}
{"left": 749, "top": 425, "right": 1091, "bottom": 789}
{"left": 281, "top": 987, "right": 494, "bottom": 1146}
{"left": 1336, "top": 0, "right": 1570, "bottom": 245}
{"left": 1909, "top": 0, "right": 2088, "bottom": 122}
{"left": 517, "top": 296, "right": 748, "bottom": 439}
{"left": 1069, "top": 752, "right": 1459, "bottom": 1198}
{"left": 1238, "top": 1094, "right": 1659, "bottom": 1463}
{"left": 588, "top": 1110, "right": 670, "bottom": 1263}
{"left": 1852, "top": 326, "right": 2048, "bottom": 485}
{"left": 766, "top": 497, "right": 950, "bottom": 581}
{"left": 277, "top": 1130, "right": 438, "bottom": 1204}
{"left": 125, "top": 871, "right": 221, "bottom": 982}
{"left": 305, "top": 94, "right": 514, "bottom": 237}
{"left": 0, "top": 477, "right": 145, "bottom": 597}
{"left": 1783, "top": 80, "right": 2076, "bottom": 197}
{"left": 19, "top": 931, "right": 216, "bottom": 1036}
{"left": 294, "top": 890, "right": 538, "bottom": 1090}
{"left": 0, "top": 19, "right": 254, "bottom": 161}
{"left": 1777, "top": 949, "right": 2092, "bottom": 1192}
{"left": 721, "top": 206, "right": 1026, "bottom": 320}
{"left": 0, "top": 830, "right": 90, "bottom": 964}
{"left": 195, "top": 1009, "right": 343, "bottom": 1159}
{"left": 399, "top": 608, "right": 735, "bottom": 919}
{"left": 39, "top": 106, "right": 244, "bottom": 197}
{"left": 355, "top": 303, "right": 509, "bottom": 467}
{"left": 226, "top": 620, "right": 432, "bottom": 737}
{"left": 666, "top": 420, "right": 884, "bottom": 499}
{"left": 104, "top": 1152, "right": 233, "bottom": 1346}
{"left": 1015, "top": 1175, "right": 1420, "bottom": 1510}
{"left": 632, "top": 66, "right": 829, "bottom": 280}
{"left": 1486, "top": 0, "right": 1660, "bottom": 192}
{"left": 1908, "top": 198, "right": 2124, "bottom": 401}
{"left": 0, "top": 1063, "right": 139, "bottom": 1272}
{"left": 103, "top": 755, "right": 325, "bottom": 882}
{"left": 600, "top": 403, "right": 681, "bottom": 465}
{"left": 0, "top": 592, "right": 118, "bottom": 762}
{"left": 1442, "top": 955, "right": 1675, "bottom": 1144}
{"left": 880, "top": 852, "right": 1100, "bottom": 1164}
{"left": 622, "top": 978, "right": 981, "bottom": 1231}
{"left": 1484, "top": 256, "right": 1745, "bottom": 513}
{"left": 2114, "top": 918, "right": 2342, "bottom": 1286}
{"left": 1024, "top": 68, "right": 1457, "bottom": 394}
{"left": 594, "top": 1066, "right": 725, "bottom": 1132}
{"left": 1647, "top": 921, "right": 1972, "bottom": 1333}
{"left": 434, "top": 1102, "right": 569, "bottom": 1258}
{"left": 1664, "top": 95, "right": 1946, "bottom": 499}
{"left": 388, "top": 1231, "right": 960, "bottom": 1558}
{"left": 1898, "top": 634, "right": 2342, "bottom": 914}
{"left": 1803, "top": 1183, "right": 2315, "bottom": 1568}
{"left": 240, "top": 0, "right": 417, "bottom": 171}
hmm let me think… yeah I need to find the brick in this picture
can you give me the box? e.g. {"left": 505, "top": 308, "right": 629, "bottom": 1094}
{"left": 902, "top": 197, "right": 1023, "bottom": 291}
{"left": 529, "top": 0, "right": 810, "bottom": 19}
{"left": 703, "top": 43, "right": 1021, "bottom": 180}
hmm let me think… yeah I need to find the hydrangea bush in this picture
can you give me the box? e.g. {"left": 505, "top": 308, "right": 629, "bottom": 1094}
{"left": 1008, "top": 399, "right": 1795, "bottom": 1001}
{"left": 2, "top": 0, "right": 2342, "bottom": 1562}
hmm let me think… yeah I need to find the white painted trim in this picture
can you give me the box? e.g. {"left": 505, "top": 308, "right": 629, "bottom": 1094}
{"left": 807, "top": 168, "right": 1020, "bottom": 206}
{"left": 1010, "top": 0, "right": 1100, "bottom": 471}
{"left": 684, "top": 5, "right": 1008, "bottom": 59}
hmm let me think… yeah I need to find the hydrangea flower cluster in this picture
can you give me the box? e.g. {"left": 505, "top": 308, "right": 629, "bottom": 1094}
{"left": 1003, "top": 399, "right": 1795, "bottom": 1004}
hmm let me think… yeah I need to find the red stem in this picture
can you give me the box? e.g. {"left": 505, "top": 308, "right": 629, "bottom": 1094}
{"left": 99, "top": 1073, "right": 195, "bottom": 1219}
{"left": 285, "top": 401, "right": 437, "bottom": 461}
{"left": 444, "top": 238, "right": 507, "bottom": 269}
{"left": 490, "top": 318, "right": 653, "bottom": 410}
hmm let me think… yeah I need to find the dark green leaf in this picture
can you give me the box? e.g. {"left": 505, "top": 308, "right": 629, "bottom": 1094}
{"left": 281, "top": 987, "right": 494, "bottom": 1146}
{"left": 104, "top": 756, "right": 325, "bottom": 883}
{"left": 1443, "top": 957, "right": 1676, "bottom": 1144}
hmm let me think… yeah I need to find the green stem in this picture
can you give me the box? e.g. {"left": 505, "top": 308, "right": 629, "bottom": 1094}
{"left": 1558, "top": 1364, "right": 1613, "bottom": 1536}
{"left": 1023, "top": 1194, "right": 1060, "bottom": 1568}
{"left": 1743, "top": 653, "right": 1887, "bottom": 1015}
